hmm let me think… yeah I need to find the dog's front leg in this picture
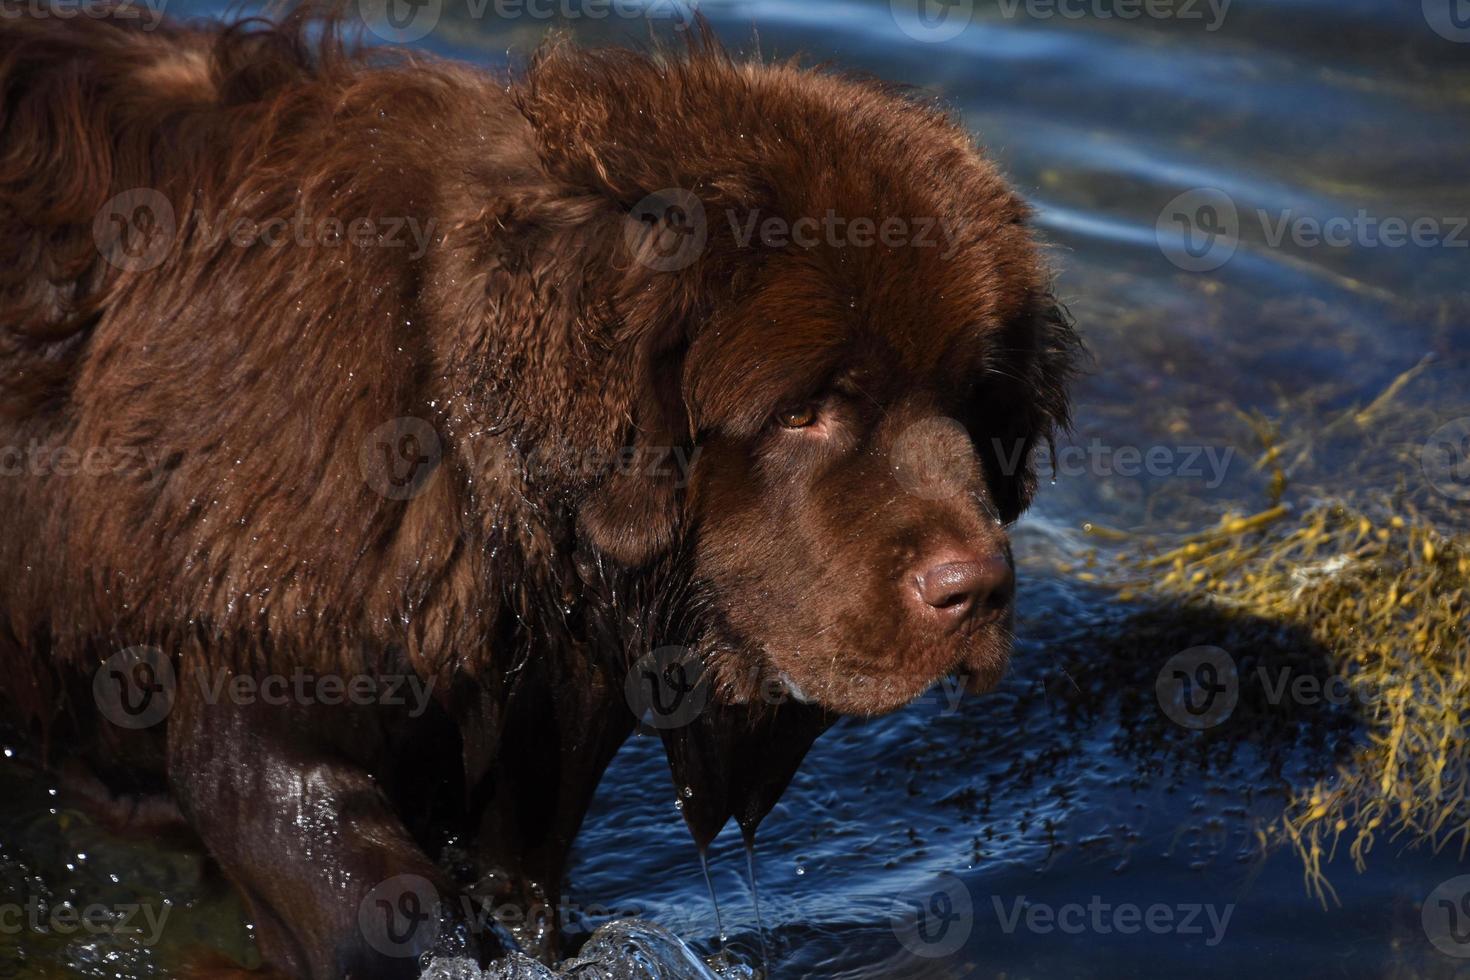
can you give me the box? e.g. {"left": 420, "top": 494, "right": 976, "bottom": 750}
{"left": 472, "top": 645, "right": 636, "bottom": 960}
{"left": 166, "top": 660, "right": 496, "bottom": 978}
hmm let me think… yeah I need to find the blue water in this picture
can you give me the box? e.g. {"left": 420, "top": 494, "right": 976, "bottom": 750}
{"left": 3, "top": 1, "right": 1468, "bottom": 977}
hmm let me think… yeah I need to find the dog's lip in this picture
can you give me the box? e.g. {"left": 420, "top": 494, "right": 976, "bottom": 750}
{"left": 962, "top": 666, "right": 999, "bottom": 694}
{"left": 960, "top": 638, "right": 1011, "bottom": 694}
{"left": 756, "top": 618, "right": 1013, "bottom": 711}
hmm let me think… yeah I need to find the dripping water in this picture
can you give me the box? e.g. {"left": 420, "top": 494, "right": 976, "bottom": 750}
{"left": 743, "top": 831, "right": 769, "bottom": 976}
{"left": 697, "top": 846, "right": 726, "bottom": 948}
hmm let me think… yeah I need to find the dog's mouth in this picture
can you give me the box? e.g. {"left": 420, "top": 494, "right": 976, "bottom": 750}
{"left": 958, "top": 637, "right": 1011, "bottom": 695}
{"left": 703, "top": 622, "right": 1012, "bottom": 718}
{"left": 683, "top": 555, "right": 1019, "bottom": 717}
{"left": 654, "top": 613, "right": 1012, "bottom": 848}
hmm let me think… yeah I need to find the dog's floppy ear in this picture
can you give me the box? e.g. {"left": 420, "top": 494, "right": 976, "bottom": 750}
{"left": 973, "top": 291, "right": 1083, "bottom": 523}
{"left": 577, "top": 340, "right": 692, "bottom": 567}
{"left": 513, "top": 33, "right": 741, "bottom": 564}
{"left": 573, "top": 187, "right": 712, "bottom": 567}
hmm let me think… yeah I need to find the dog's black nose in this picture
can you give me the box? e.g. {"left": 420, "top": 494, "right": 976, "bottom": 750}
{"left": 913, "top": 554, "right": 1013, "bottom": 623}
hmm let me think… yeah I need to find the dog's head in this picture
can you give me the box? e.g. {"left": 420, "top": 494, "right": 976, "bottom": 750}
{"left": 513, "top": 35, "right": 1079, "bottom": 716}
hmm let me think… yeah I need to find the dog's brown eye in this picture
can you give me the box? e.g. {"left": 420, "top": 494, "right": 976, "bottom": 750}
{"left": 777, "top": 405, "right": 818, "bottom": 429}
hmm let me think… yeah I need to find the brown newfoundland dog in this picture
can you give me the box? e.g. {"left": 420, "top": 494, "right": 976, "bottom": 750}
{"left": 0, "top": 6, "right": 1078, "bottom": 977}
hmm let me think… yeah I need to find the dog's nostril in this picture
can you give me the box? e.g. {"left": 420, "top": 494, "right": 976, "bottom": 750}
{"left": 914, "top": 555, "right": 1013, "bottom": 620}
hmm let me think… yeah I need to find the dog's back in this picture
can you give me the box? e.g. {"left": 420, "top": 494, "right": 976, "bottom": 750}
{"left": 0, "top": 12, "right": 531, "bottom": 717}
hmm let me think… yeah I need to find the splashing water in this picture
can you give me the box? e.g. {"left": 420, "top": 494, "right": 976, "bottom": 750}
{"left": 423, "top": 920, "right": 754, "bottom": 980}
